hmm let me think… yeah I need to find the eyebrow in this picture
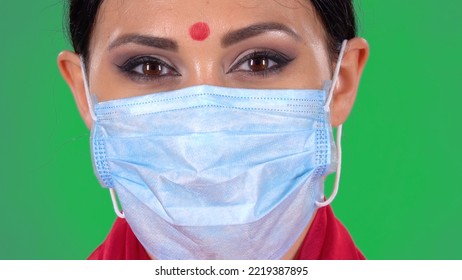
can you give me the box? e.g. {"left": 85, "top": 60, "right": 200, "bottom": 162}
{"left": 221, "top": 22, "right": 301, "bottom": 48}
{"left": 108, "top": 34, "right": 179, "bottom": 51}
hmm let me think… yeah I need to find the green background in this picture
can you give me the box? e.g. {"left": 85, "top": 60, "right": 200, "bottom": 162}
{"left": 1, "top": 0, "right": 461, "bottom": 259}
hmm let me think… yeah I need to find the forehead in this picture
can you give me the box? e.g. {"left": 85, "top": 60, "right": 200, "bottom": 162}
{"left": 91, "top": 0, "right": 325, "bottom": 46}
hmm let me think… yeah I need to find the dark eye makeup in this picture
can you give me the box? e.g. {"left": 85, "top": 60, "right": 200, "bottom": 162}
{"left": 227, "top": 49, "right": 295, "bottom": 76}
{"left": 115, "top": 49, "right": 295, "bottom": 83}
{"left": 116, "top": 55, "right": 181, "bottom": 82}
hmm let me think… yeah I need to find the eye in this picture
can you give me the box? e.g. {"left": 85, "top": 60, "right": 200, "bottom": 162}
{"left": 118, "top": 56, "right": 180, "bottom": 81}
{"left": 131, "top": 61, "right": 174, "bottom": 76}
{"left": 228, "top": 50, "right": 294, "bottom": 75}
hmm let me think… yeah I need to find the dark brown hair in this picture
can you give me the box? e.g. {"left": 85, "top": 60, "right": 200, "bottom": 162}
{"left": 67, "top": 0, "right": 357, "bottom": 64}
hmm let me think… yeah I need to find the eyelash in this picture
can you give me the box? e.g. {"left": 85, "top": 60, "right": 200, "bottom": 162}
{"left": 227, "top": 50, "right": 294, "bottom": 76}
{"left": 116, "top": 50, "right": 294, "bottom": 82}
{"left": 117, "top": 56, "right": 180, "bottom": 82}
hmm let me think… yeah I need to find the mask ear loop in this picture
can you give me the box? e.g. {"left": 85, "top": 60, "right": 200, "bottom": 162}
{"left": 79, "top": 57, "right": 97, "bottom": 123}
{"left": 316, "top": 40, "right": 348, "bottom": 208}
{"left": 109, "top": 189, "right": 125, "bottom": 219}
{"left": 80, "top": 57, "right": 125, "bottom": 219}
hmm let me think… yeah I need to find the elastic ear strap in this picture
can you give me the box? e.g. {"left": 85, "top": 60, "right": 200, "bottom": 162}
{"left": 316, "top": 124, "right": 343, "bottom": 208}
{"left": 316, "top": 39, "right": 348, "bottom": 208}
{"left": 324, "top": 40, "right": 348, "bottom": 111}
{"left": 79, "top": 57, "right": 97, "bottom": 122}
{"left": 110, "top": 189, "right": 125, "bottom": 219}
{"left": 80, "top": 58, "right": 122, "bottom": 217}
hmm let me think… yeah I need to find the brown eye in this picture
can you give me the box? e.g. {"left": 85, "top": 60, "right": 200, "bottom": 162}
{"left": 249, "top": 57, "right": 269, "bottom": 72}
{"left": 142, "top": 62, "right": 163, "bottom": 76}
{"left": 228, "top": 50, "right": 293, "bottom": 75}
{"left": 119, "top": 56, "right": 180, "bottom": 80}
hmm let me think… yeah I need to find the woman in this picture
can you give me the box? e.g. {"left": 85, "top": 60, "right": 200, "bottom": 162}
{"left": 58, "top": 0, "right": 369, "bottom": 260}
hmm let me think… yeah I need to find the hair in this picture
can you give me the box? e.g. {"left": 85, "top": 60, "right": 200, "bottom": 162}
{"left": 67, "top": 0, "right": 356, "bottom": 64}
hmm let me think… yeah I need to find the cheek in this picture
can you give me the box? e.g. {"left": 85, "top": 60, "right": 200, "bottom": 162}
{"left": 282, "top": 54, "right": 332, "bottom": 89}
{"left": 89, "top": 61, "right": 129, "bottom": 102}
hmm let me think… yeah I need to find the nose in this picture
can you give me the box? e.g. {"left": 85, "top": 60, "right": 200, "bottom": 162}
{"left": 182, "top": 43, "right": 226, "bottom": 87}
{"left": 181, "top": 53, "right": 227, "bottom": 88}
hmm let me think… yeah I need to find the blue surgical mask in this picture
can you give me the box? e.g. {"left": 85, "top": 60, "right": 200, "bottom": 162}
{"left": 81, "top": 40, "right": 347, "bottom": 260}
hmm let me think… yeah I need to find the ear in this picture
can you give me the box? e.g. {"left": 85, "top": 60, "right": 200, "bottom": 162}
{"left": 57, "top": 51, "right": 93, "bottom": 129}
{"left": 331, "top": 37, "right": 370, "bottom": 127}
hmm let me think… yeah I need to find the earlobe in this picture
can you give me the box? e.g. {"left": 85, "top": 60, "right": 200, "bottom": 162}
{"left": 57, "top": 51, "right": 93, "bottom": 129}
{"left": 331, "top": 37, "right": 370, "bottom": 127}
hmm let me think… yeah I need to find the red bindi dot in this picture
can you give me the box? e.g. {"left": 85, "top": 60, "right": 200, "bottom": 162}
{"left": 189, "top": 22, "right": 210, "bottom": 41}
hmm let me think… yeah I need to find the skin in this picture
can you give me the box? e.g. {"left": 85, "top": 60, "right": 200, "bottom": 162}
{"left": 58, "top": 0, "right": 369, "bottom": 259}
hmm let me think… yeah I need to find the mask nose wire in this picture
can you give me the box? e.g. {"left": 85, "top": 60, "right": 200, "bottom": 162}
{"left": 316, "top": 39, "right": 348, "bottom": 208}
{"left": 80, "top": 57, "right": 125, "bottom": 219}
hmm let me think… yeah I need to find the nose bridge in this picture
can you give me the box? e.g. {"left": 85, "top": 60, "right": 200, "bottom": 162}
{"left": 184, "top": 47, "right": 225, "bottom": 87}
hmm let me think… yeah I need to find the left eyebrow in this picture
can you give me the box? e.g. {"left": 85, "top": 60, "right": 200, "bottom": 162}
{"left": 221, "top": 22, "right": 301, "bottom": 48}
{"left": 107, "top": 34, "right": 179, "bottom": 52}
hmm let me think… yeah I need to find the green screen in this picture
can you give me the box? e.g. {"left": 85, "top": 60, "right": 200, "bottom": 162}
{"left": 1, "top": 1, "right": 461, "bottom": 259}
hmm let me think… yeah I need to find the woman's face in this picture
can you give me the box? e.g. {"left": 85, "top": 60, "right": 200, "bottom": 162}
{"left": 87, "top": 0, "right": 332, "bottom": 102}
{"left": 58, "top": 0, "right": 368, "bottom": 259}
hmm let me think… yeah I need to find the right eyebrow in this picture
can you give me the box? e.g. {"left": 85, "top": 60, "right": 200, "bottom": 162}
{"left": 108, "top": 34, "right": 179, "bottom": 52}
{"left": 221, "top": 22, "right": 301, "bottom": 48}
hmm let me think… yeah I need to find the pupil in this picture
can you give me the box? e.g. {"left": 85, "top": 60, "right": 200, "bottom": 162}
{"left": 143, "top": 62, "right": 162, "bottom": 75}
{"left": 250, "top": 58, "right": 268, "bottom": 71}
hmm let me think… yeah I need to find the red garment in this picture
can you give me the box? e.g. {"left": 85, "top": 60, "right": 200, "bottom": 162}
{"left": 88, "top": 205, "right": 364, "bottom": 260}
